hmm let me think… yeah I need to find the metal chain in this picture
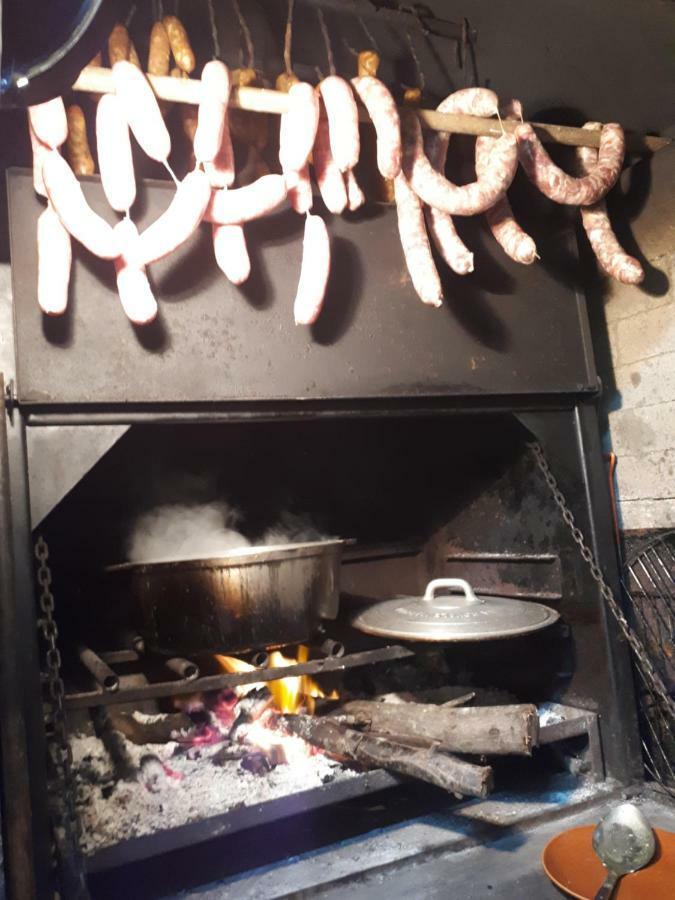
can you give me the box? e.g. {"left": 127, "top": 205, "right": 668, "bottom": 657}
{"left": 35, "top": 536, "right": 88, "bottom": 897}
{"left": 528, "top": 443, "right": 675, "bottom": 723}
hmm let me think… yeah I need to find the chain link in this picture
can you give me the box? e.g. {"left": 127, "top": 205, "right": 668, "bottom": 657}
{"left": 35, "top": 536, "right": 88, "bottom": 897}
{"left": 528, "top": 443, "right": 675, "bottom": 723}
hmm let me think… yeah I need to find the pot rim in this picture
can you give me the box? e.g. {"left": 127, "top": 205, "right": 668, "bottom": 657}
{"left": 106, "top": 539, "right": 345, "bottom": 574}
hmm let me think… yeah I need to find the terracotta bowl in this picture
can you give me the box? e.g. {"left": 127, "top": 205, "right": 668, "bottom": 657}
{"left": 542, "top": 824, "right": 675, "bottom": 899}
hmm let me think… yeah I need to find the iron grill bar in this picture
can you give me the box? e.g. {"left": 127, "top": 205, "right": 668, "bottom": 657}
{"left": 64, "top": 644, "right": 415, "bottom": 709}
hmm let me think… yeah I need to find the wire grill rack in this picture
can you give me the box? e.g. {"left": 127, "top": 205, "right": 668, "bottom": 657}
{"left": 623, "top": 531, "right": 675, "bottom": 793}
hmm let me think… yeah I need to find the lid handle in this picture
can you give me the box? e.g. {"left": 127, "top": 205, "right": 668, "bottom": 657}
{"left": 423, "top": 578, "right": 481, "bottom": 609}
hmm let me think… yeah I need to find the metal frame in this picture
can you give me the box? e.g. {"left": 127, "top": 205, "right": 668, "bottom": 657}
{"left": 0, "top": 388, "right": 644, "bottom": 899}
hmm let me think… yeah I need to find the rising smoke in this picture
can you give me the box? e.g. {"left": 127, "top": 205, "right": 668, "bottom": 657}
{"left": 126, "top": 502, "right": 330, "bottom": 563}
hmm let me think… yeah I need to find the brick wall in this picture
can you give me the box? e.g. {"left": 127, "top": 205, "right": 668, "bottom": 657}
{"left": 600, "top": 145, "right": 675, "bottom": 531}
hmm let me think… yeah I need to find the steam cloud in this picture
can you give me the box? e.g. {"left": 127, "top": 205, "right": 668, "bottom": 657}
{"left": 127, "top": 503, "right": 329, "bottom": 563}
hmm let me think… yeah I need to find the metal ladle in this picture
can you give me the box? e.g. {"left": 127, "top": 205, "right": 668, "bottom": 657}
{"left": 592, "top": 802, "right": 656, "bottom": 899}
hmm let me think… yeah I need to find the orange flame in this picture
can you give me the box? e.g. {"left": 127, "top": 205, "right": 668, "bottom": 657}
{"left": 216, "top": 646, "right": 337, "bottom": 715}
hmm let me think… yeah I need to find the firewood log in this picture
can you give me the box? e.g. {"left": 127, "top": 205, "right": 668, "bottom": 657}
{"left": 282, "top": 714, "right": 493, "bottom": 798}
{"left": 334, "top": 701, "right": 539, "bottom": 756}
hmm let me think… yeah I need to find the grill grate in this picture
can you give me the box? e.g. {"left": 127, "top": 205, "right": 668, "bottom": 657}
{"left": 623, "top": 531, "right": 675, "bottom": 793}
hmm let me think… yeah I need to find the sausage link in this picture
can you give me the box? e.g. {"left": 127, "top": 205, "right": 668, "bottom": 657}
{"left": 42, "top": 150, "right": 120, "bottom": 259}
{"left": 194, "top": 61, "right": 230, "bottom": 164}
{"left": 29, "top": 123, "right": 49, "bottom": 197}
{"left": 147, "top": 21, "right": 171, "bottom": 77}
{"left": 350, "top": 75, "right": 401, "bottom": 180}
{"left": 65, "top": 104, "right": 95, "bottom": 177}
{"left": 345, "top": 169, "right": 365, "bottom": 211}
{"left": 28, "top": 97, "right": 68, "bottom": 150}
{"left": 294, "top": 213, "right": 331, "bottom": 325}
{"left": 37, "top": 203, "right": 71, "bottom": 315}
{"left": 96, "top": 94, "right": 136, "bottom": 213}
{"left": 107, "top": 23, "right": 131, "bottom": 66}
{"left": 394, "top": 172, "right": 442, "bottom": 307}
{"left": 475, "top": 99, "right": 537, "bottom": 265}
{"left": 112, "top": 61, "right": 171, "bottom": 163}
{"left": 163, "top": 16, "right": 196, "bottom": 74}
{"left": 212, "top": 223, "right": 251, "bottom": 285}
{"left": 288, "top": 164, "right": 314, "bottom": 215}
{"left": 403, "top": 109, "right": 517, "bottom": 216}
{"left": 424, "top": 206, "right": 474, "bottom": 275}
{"left": 516, "top": 121, "right": 625, "bottom": 206}
{"left": 279, "top": 82, "right": 320, "bottom": 174}
{"left": 576, "top": 123, "right": 643, "bottom": 285}
{"left": 318, "top": 76, "right": 360, "bottom": 172}
{"left": 311, "top": 117, "right": 347, "bottom": 215}
{"left": 205, "top": 174, "right": 288, "bottom": 225}
{"left": 203, "top": 95, "right": 235, "bottom": 188}
{"left": 138, "top": 169, "right": 211, "bottom": 266}
{"left": 114, "top": 218, "right": 158, "bottom": 325}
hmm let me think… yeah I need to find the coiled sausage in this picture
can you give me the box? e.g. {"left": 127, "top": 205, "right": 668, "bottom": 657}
{"left": 475, "top": 100, "right": 537, "bottom": 265}
{"left": 403, "top": 109, "right": 517, "bottom": 216}
{"left": 576, "top": 123, "right": 643, "bottom": 285}
{"left": 516, "top": 121, "right": 625, "bottom": 206}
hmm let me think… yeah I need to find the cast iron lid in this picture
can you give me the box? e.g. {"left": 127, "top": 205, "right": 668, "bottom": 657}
{"left": 351, "top": 578, "right": 560, "bottom": 642}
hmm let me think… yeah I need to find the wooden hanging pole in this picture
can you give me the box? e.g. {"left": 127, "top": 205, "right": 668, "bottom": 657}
{"left": 72, "top": 66, "right": 670, "bottom": 155}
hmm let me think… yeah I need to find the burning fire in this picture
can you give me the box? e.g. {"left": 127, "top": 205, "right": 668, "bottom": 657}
{"left": 206, "top": 647, "right": 338, "bottom": 770}
{"left": 215, "top": 645, "right": 337, "bottom": 715}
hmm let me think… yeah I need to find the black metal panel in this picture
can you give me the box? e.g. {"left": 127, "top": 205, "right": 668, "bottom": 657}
{"left": 8, "top": 170, "right": 596, "bottom": 407}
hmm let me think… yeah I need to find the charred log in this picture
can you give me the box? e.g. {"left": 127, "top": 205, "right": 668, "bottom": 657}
{"left": 282, "top": 714, "right": 493, "bottom": 798}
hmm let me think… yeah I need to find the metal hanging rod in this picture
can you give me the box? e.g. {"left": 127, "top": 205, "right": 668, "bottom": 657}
{"left": 275, "top": 0, "right": 473, "bottom": 43}
{"left": 72, "top": 66, "right": 670, "bottom": 154}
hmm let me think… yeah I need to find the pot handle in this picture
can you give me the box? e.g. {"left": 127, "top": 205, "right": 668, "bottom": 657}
{"left": 423, "top": 578, "right": 481, "bottom": 609}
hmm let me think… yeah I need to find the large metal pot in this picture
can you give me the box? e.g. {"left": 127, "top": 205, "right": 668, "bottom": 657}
{"left": 107, "top": 540, "right": 343, "bottom": 655}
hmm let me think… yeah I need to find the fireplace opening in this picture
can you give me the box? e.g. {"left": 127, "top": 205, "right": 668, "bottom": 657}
{"left": 33, "top": 412, "right": 625, "bottom": 888}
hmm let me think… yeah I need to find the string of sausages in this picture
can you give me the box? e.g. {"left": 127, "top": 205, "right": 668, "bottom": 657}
{"left": 28, "top": 61, "right": 643, "bottom": 327}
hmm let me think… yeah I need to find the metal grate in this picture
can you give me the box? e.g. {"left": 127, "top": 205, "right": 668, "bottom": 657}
{"left": 623, "top": 531, "right": 675, "bottom": 793}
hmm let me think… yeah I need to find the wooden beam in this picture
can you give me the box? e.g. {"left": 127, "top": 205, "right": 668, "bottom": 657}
{"left": 72, "top": 66, "right": 669, "bottom": 156}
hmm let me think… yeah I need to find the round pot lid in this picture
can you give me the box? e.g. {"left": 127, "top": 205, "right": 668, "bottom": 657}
{"left": 351, "top": 578, "right": 560, "bottom": 642}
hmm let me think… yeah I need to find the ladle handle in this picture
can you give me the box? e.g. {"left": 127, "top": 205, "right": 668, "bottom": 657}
{"left": 594, "top": 870, "right": 620, "bottom": 900}
{"left": 423, "top": 578, "right": 480, "bottom": 608}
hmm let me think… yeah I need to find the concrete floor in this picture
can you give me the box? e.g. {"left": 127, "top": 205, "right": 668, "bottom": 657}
{"left": 176, "top": 787, "right": 675, "bottom": 900}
